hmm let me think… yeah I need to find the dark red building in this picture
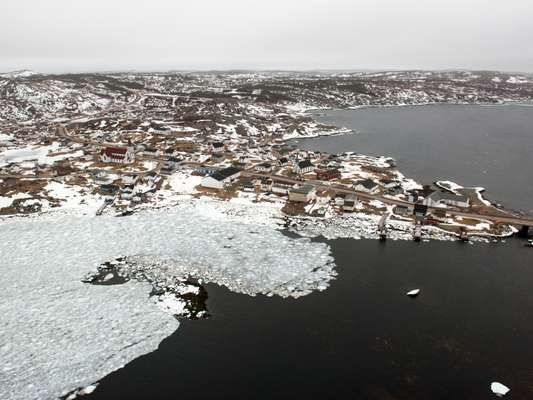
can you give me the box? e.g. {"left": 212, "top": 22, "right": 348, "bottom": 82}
{"left": 315, "top": 168, "right": 341, "bottom": 181}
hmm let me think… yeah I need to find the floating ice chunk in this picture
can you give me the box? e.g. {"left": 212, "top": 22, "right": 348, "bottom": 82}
{"left": 491, "top": 382, "right": 510, "bottom": 397}
{"left": 406, "top": 289, "right": 420, "bottom": 297}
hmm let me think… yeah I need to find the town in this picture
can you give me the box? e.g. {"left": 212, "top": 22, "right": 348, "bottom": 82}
{"left": 1, "top": 70, "right": 533, "bottom": 242}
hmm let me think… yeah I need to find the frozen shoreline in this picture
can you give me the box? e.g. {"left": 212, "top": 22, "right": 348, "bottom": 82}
{"left": 0, "top": 199, "right": 335, "bottom": 400}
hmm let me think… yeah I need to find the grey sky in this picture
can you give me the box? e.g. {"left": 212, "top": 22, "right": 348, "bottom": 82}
{"left": 2, "top": 0, "right": 533, "bottom": 73}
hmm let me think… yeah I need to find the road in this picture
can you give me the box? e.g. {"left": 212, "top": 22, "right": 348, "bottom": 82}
{"left": 54, "top": 124, "right": 533, "bottom": 227}
{"left": 243, "top": 171, "right": 533, "bottom": 227}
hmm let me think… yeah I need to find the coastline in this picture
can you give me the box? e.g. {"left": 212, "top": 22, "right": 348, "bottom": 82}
{"left": 2, "top": 99, "right": 533, "bottom": 399}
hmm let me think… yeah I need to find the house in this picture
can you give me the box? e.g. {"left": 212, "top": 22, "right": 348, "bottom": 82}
{"left": 381, "top": 179, "right": 400, "bottom": 189}
{"left": 288, "top": 184, "right": 316, "bottom": 203}
{"left": 394, "top": 204, "right": 412, "bottom": 216}
{"left": 255, "top": 162, "right": 273, "bottom": 173}
{"left": 278, "top": 157, "right": 289, "bottom": 167}
{"left": 122, "top": 174, "right": 139, "bottom": 185}
{"left": 387, "top": 185, "right": 404, "bottom": 196}
{"left": 164, "top": 148, "right": 177, "bottom": 157}
{"left": 335, "top": 194, "right": 345, "bottom": 206}
{"left": 201, "top": 166, "right": 242, "bottom": 190}
{"left": 145, "top": 171, "right": 158, "bottom": 184}
{"left": 258, "top": 178, "right": 273, "bottom": 192}
{"left": 166, "top": 156, "right": 181, "bottom": 166}
{"left": 354, "top": 179, "right": 380, "bottom": 194}
{"left": 240, "top": 178, "right": 256, "bottom": 192}
{"left": 100, "top": 144, "right": 135, "bottom": 164}
{"left": 161, "top": 157, "right": 181, "bottom": 175}
{"left": 100, "top": 184, "right": 119, "bottom": 195}
{"left": 272, "top": 181, "right": 293, "bottom": 196}
{"left": 52, "top": 160, "right": 74, "bottom": 177}
{"left": 294, "top": 159, "right": 315, "bottom": 174}
{"left": 414, "top": 204, "right": 428, "bottom": 220}
{"left": 343, "top": 194, "right": 357, "bottom": 212}
{"left": 121, "top": 184, "right": 134, "bottom": 200}
{"left": 143, "top": 147, "right": 159, "bottom": 157}
{"left": 91, "top": 170, "right": 111, "bottom": 183}
{"left": 211, "top": 142, "right": 225, "bottom": 154}
{"left": 316, "top": 190, "right": 332, "bottom": 205}
{"left": 315, "top": 168, "right": 341, "bottom": 181}
{"left": 406, "top": 190, "right": 419, "bottom": 203}
{"left": 160, "top": 163, "right": 175, "bottom": 176}
{"left": 422, "top": 191, "right": 470, "bottom": 208}
{"left": 431, "top": 208, "right": 448, "bottom": 219}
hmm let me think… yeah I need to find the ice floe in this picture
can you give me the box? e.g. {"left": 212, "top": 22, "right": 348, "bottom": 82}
{"left": 491, "top": 382, "right": 510, "bottom": 397}
{"left": 0, "top": 200, "right": 335, "bottom": 400}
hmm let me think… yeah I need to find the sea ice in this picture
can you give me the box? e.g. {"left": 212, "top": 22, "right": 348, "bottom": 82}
{"left": 491, "top": 382, "right": 510, "bottom": 397}
{"left": 0, "top": 200, "right": 335, "bottom": 400}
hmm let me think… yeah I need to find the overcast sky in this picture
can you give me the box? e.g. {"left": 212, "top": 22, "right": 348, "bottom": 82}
{"left": 2, "top": 0, "right": 533, "bottom": 73}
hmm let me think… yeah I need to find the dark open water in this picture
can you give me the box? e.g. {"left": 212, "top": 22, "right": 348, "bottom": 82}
{"left": 87, "top": 106, "right": 533, "bottom": 400}
{"left": 303, "top": 105, "right": 533, "bottom": 214}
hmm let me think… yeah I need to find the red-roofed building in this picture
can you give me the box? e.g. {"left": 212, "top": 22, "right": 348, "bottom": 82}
{"left": 315, "top": 168, "right": 341, "bottom": 181}
{"left": 100, "top": 145, "right": 135, "bottom": 164}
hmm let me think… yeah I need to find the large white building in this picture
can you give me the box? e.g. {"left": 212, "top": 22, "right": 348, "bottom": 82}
{"left": 423, "top": 191, "right": 470, "bottom": 208}
{"left": 201, "top": 167, "right": 242, "bottom": 190}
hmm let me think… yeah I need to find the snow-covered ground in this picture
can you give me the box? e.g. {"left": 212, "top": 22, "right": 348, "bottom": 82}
{"left": 0, "top": 143, "right": 83, "bottom": 167}
{"left": 0, "top": 201, "right": 335, "bottom": 400}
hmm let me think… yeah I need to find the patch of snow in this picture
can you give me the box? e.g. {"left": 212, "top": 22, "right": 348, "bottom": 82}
{"left": 369, "top": 200, "right": 386, "bottom": 209}
{"left": 0, "top": 143, "right": 83, "bottom": 167}
{"left": 436, "top": 180, "right": 463, "bottom": 195}
{"left": 166, "top": 171, "right": 202, "bottom": 194}
{"left": 0, "top": 133, "right": 14, "bottom": 142}
{"left": 506, "top": 76, "right": 528, "bottom": 84}
{"left": 0, "top": 70, "right": 38, "bottom": 78}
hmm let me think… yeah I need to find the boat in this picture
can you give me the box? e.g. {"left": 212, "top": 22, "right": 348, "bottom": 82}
{"left": 525, "top": 239, "right": 533, "bottom": 248}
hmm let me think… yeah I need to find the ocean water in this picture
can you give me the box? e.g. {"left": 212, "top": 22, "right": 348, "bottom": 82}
{"left": 85, "top": 105, "right": 533, "bottom": 400}
{"left": 299, "top": 104, "right": 533, "bottom": 214}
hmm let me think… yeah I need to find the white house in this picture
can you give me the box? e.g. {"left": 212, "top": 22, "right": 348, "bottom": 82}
{"left": 316, "top": 190, "right": 332, "bottom": 205}
{"left": 122, "top": 174, "right": 139, "bottom": 185}
{"left": 278, "top": 157, "right": 289, "bottom": 167}
{"left": 294, "top": 160, "right": 315, "bottom": 174}
{"left": 354, "top": 179, "right": 380, "bottom": 194}
{"left": 343, "top": 194, "right": 357, "bottom": 212}
{"left": 257, "top": 177, "right": 273, "bottom": 192}
{"left": 211, "top": 142, "right": 225, "bottom": 154}
{"left": 255, "top": 162, "right": 273, "bottom": 173}
{"left": 272, "top": 181, "right": 293, "bottom": 195}
{"left": 288, "top": 184, "right": 316, "bottom": 203}
{"left": 143, "top": 147, "right": 159, "bottom": 157}
{"left": 201, "top": 166, "right": 242, "bottom": 190}
{"left": 422, "top": 191, "right": 470, "bottom": 208}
